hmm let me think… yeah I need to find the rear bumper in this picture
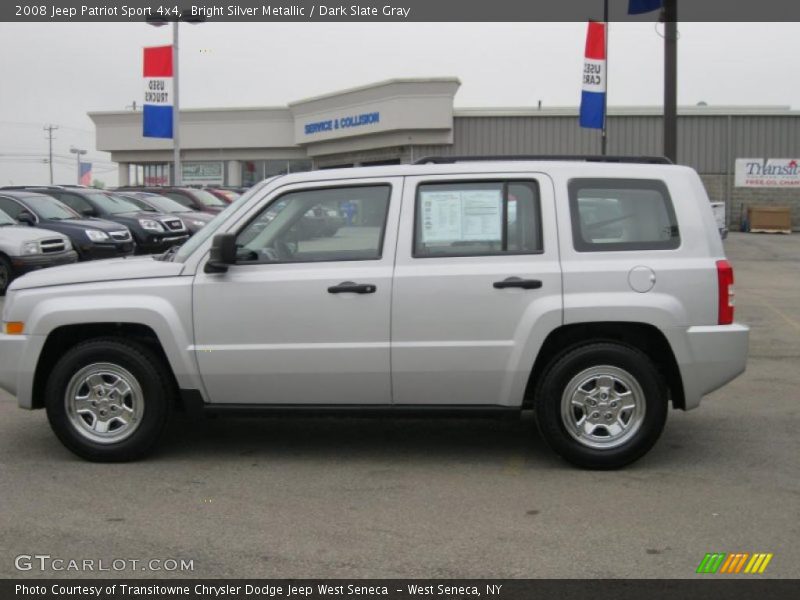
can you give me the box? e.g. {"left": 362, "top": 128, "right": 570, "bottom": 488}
{"left": 670, "top": 323, "right": 750, "bottom": 410}
{"left": 11, "top": 250, "right": 78, "bottom": 275}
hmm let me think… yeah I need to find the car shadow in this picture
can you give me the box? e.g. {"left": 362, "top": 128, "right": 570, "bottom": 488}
{"left": 156, "top": 412, "right": 565, "bottom": 468}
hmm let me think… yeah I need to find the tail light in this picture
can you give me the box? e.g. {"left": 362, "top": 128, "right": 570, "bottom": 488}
{"left": 716, "top": 259, "right": 735, "bottom": 325}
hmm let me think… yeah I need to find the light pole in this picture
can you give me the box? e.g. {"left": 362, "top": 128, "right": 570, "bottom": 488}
{"left": 146, "top": 10, "right": 204, "bottom": 186}
{"left": 69, "top": 146, "right": 87, "bottom": 185}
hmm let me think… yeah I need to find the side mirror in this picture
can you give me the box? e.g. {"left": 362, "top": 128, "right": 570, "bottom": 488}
{"left": 17, "top": 211, "right": 35, "bottom": 226}
{"left": 81, "top": 208, "right": 96, "bottom": 217}
{"left": 204, "top": 233, "right": 237, "bottom": 273}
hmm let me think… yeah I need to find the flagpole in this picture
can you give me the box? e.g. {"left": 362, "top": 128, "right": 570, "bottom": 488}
{"left": 172, "top": 20, "right": 181, "bottom": 186}
{"left": 663, "top": 0, "right": 678, "bottom": 162}
{"left": 601, "top": 0, "right": 609, "bottom": 155}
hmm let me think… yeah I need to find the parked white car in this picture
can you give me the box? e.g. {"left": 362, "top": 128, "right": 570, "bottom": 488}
{"left": 0, "top": 158, "right": 749, "bottom": 468}
{"left": 0, "top": 208, "right": 77, "bottom": 295}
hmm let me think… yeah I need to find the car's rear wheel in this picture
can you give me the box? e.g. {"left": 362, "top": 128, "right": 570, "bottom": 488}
{"left": 535, "top": 342, "right": 668, "bottom": 469}
{"left": 45, "top": 338, "right": 172, "bottom": 461}
{"left": 0, "top": 255, "right": 13, "bottom": 295}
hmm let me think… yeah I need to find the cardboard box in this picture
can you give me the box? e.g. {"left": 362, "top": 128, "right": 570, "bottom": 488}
{"left": 748, "top": 206, "right": 792, "bottom": 234}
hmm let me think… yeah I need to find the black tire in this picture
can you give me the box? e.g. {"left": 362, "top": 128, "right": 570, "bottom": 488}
{"left": 534, "top": 342, "right": 668, "bottom": 470}
{"left": 45, "top": 338, "right": 173, "bottom": 462}
{"left": 0, "top": 254, "right": 13, "bottom": 295}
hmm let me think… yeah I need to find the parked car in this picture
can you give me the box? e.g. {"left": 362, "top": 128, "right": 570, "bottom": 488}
{"left": 205, "top": 187, "right": 240, "bottom": 204}
{"left": 29, "top": 188, "right": 189, "bottom": 255}
{"left": 0, "top": 158, "right": 749, "bottom": 468}
{"left": 0, "top": 190, "right": 135, "bottom": 260}
{"left": 118, "top": 186, "right": 226, "bottom": 214}
{"left": 0, "top": 208, "right": 77, "bottom": 294}
{"left": 113, "top": 191, "right": 214, "bottom": 235}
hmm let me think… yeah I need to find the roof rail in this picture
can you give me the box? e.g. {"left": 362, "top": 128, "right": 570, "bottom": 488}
{"left": 413, "top": 155, "right": 672, "bottom": 165}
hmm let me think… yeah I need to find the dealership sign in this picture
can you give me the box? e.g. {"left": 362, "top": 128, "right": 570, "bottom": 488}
{"left": 735, "top": 158, "right": 800, "bottom": 188}
{"left": 182, "top": 162, "right": 223, "bottom": 185}
{"left": 304, "top": 111, "right": 380, "bottom": 135}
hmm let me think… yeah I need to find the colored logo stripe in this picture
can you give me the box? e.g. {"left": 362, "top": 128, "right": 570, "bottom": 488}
{"left": 697, "top": 552, "right": 773, "bottom": 574}
{"left": 744, "top": 553, "right": 773, "bottom": 574}
{"left": 697, "top": 553, "right": 726, "bottom": 573}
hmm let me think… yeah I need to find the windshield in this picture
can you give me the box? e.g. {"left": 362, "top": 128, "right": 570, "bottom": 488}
{"left": 25, "top": 195, "right": 81, "bottom": 220}
{"left": 0, "top": 209, "right": 15, "bottom": 226}
{"left": 139, "top": 193, "right": 191, "bottom": 213}
{"left": 173, "top": 179, "right": 273, "bottom": 263}
{"left": 191, "top": 189, "right": 226, "bottom": 207}
{"left": 113, "top": 194, "right": 155, "bottom": 212}
{"left": 88, "top": 193, "right": 142, "bottom": 215}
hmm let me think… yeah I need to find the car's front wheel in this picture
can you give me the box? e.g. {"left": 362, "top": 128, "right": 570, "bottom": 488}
{"left": 45, "top": 338, "right": 172, "bottom": 461}
{"left": 535, "top": 342, "right": 668, "bottom": 469}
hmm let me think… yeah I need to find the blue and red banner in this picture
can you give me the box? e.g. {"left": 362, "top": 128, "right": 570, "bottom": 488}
{"left": 579, "top": 21, "right": 606, "bottom": 130}
{"left": 79, "top": 162, "right": 92, "bottom": 186}
{"left": 628, "top": 0, "right": 663, "bottom": 15}
{"left": 143, "top": 45, "right": 174, "bottom": 138}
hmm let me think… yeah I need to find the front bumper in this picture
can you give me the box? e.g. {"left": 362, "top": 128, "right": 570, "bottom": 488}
{"left": 79, "top": 241, "right": 135, "bottom": 260}
{"left": 671, "top": 323, "right": 750, "bottom": 410}
{"left": 11, "top": 250, "right": 78, "bottom": 275}
{"left": 137, "top": 233, "right": 189, "bottom": 254}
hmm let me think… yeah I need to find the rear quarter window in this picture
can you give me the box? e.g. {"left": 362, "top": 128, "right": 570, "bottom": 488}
{"left": 568, "top": 178, "right": 680, "bottom": 252}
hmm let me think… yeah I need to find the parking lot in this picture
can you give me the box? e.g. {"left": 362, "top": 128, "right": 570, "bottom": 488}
{"left": 0, "top": 231, "right": 797, "bottom": 579}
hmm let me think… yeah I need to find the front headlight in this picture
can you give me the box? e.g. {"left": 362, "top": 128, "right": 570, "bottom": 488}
{"left": 21, "top": 242, "right": 40, "bottom": 255}
{"left": 86, "top": 229, "right": 109, "bottom": 242}
{"left": 191, "top": 220, "right": 206, "bottom": 228}
{"left": 139, "top": 219, "right": 165, "bottom": 232}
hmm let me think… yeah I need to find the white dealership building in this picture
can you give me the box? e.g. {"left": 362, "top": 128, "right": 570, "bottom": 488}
{"left": 89, "top": 77, "right": 800, "bottom": 230}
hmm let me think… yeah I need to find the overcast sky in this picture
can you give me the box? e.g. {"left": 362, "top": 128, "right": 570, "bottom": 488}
{"left": 0, "top": 22, "right": 796, "bottom": 186}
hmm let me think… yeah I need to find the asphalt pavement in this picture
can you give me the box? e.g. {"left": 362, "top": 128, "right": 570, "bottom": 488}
{"left": 0, "top": 232, "right": 798, "bottom": 579}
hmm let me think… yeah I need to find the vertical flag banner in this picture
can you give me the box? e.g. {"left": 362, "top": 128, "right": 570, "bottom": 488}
{"left": 628, "top": 0, "right": 664, "bottom": 15}
{"left": 579, "top": 21, "right": 606, "bottom": 130}
{"left": 79, "top": 162, "right": 92, "bottom": 186}
{"left": 143, "top": 45, "right": 174, "bottom": 138}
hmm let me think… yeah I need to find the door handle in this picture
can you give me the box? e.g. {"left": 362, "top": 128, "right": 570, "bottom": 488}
{"left": 328, "top": 281, "right": 377, "bottom": 294}
{"left": 493, "top": 277, "right": 543, "bottom": 290}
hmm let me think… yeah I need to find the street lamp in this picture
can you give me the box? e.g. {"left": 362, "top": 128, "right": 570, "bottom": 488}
{"left": 146, "top": 10, "right": 205, "bottom": 186}
{"left": 69, "top": 146, "right": 87, "bottom": 185}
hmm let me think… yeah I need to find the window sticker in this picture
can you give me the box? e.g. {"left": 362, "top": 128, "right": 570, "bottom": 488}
{"left": 420, "top": 189, "right": 502, "bottom": 243}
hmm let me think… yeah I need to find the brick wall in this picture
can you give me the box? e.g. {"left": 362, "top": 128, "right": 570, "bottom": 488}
{"left": 699, "top": 174, "right": 800, "bottom": 231}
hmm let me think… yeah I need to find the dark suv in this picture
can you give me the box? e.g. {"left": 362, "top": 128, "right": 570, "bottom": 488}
{"left": 0, "top": 190, "right": 135, "bottom": 260}
{"left": 32, "top": 188, "right": 189, "bottom": 255}
{"left": 113, "top": 191, "right": 214, "bottom": 234}
{"left": 119, "top": 186, "right": 227, "bottom": 214}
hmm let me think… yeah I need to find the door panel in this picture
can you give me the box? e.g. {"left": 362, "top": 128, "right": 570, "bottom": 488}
{"left": 192, "top": 179, "right": 402, "bottom": 405}
{"left": 391, "top": 173, "right": 562, "bottom": 407}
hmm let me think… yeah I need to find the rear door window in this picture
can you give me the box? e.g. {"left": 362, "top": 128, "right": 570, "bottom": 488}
{"left": 568, "top": 178, "right": 680, "bottom": 251}
{"left": 414, "top": 181, "right": 542, "bottom": 257}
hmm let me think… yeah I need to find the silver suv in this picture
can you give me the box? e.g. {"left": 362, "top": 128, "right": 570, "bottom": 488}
{"left": 0, "top": 158, "right": 749, "bottom": 468}
{"left": 0, "top": 208, "right": 77, "bottom": 295}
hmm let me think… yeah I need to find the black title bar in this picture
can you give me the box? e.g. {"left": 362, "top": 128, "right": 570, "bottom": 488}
{"left": 5, "top": 0, "right": 800, "bottom": 22}
{"left": 5, "top": 580, "right": 800, "bottom": 600}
